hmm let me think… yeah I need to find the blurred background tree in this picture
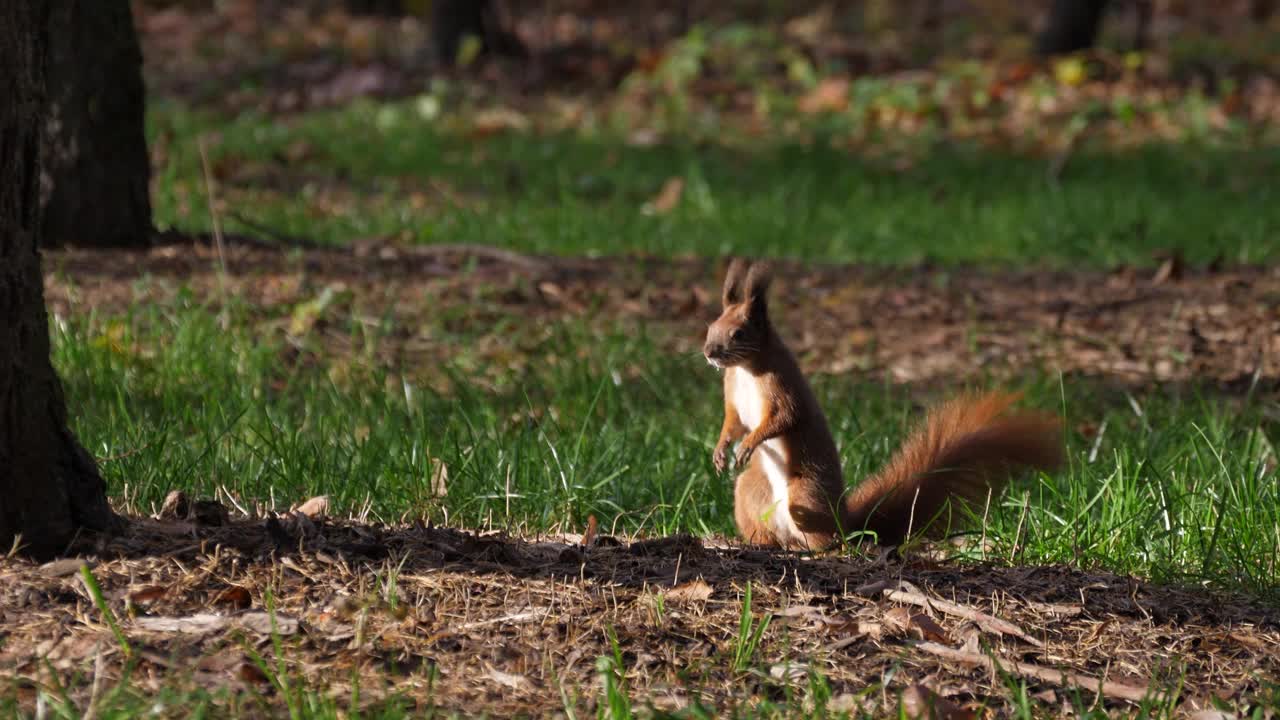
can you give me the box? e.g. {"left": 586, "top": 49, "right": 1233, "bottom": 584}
{"left": 42, "top": 0, "right": 152, "bottom": 248}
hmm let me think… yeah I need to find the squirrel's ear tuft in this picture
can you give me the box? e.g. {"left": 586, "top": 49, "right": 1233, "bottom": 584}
{"left": 722, "top": 258, "right": 747, "bottom": 306}
{"left": 744, "top": 262, "right": 773, "bottom": 308}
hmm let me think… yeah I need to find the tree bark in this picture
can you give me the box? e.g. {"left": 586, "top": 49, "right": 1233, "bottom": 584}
{"left": 345, "top": 0, "right": 404, "bottom": 16}
{"left": 1, "top": 2, "right": 117, "bottom": 559}
{"left": 1036, "top": 0, "right": 1109, "bottom": 56}
{"left": 41, "top": 0, "right": 152, "bottom": 248}
{"left": 432, "top": 0, "right": 527, "bottom": 66}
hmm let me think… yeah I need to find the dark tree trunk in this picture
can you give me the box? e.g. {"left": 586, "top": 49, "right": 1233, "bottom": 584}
{"left": 41, "top": 0, "right": 152, "bottom": 248}
{"left": 432, "top": 0, "right": 527, "bottom": 66}
{"left": 1036, "top": 0, "right": 1109, "bottom": 56}
{"left": 1, "top": 2, "right": 116, "bottom": 559}
{"left": 345, "top": 0, "right": 404, "bottom": 16}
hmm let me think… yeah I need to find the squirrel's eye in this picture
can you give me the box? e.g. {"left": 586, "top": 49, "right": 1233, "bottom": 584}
{"left": 731, "top": 329, "right": 743, "bottom": 341}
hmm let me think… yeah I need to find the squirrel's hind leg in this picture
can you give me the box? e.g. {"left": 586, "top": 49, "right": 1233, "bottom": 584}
{"left": 734, "top": 464, "right": 779, "bottom": 547}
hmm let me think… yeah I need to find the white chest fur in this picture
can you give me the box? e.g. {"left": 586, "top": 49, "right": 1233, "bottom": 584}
{"left": 732, "top": 369, "right": 765, "bottom": 429}
{"left": 730, "top": 368, "right": 802, "bottom": 543}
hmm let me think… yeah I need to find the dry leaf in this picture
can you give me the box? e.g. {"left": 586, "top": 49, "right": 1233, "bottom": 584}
{"left": 238, "top": 661, "right": 272, "bottom": 685}
{"left": 129, "top": 586, "right": 168, "bottom": 605}
{"left": 642, "top": 177, "right": 684, "bottom": 215}
{"left": 900, "top": 684, "right": 975, "bottom": 720}
{"left": 884, "top": 606, "right": 913, "bottom": 634}
{"left": 909, "top": 614, "right": 952, "bottom": 643}
{"left": 798, "top": 77, "right": 850, "bottom": 114}
{"left": 136, "top": 613, "right": 229, "bottom": 635}
{"left": 1187, "top": 711, "right": 1235, "bottom": 720}
{"left": 582, "top": 514, "right": 599, "bottom": 547}
{"left": 784, "top": 3, "right": 833, "bottom": 43}
{"left": 158, "top": 490, "right": 190, "bottom": 519}
{"left": 215, "top": 586, "right": 253, "bottom": 610}
{"left": 664, "top": 579, "right": 713, "bottom": 603}
{"left": 1151, "top": 253, "right": 1185, "bottom": 285}
{"left": 485, "top": 667, "right": 532, "bottom": 691}
{"left": 471, "top": 107, "right": 529, "bottom": 138}
{"left": 294, "top": 495, "right": 329, "bottom": 518}
{"left": 430, "top": 459, "right": 448, "bottom": 498}
{"left": 136, "top": 612, "right": 298, "bottom": 636}
{"left": 237, "top": 612, "right": 300, "bottom": 636}
{"left": 883, "top": 607, "right": 951, "bottom": 643}
{"left": 769, "top": 662, "right": 807, "bottom": 682}
{"left": 39, "top": 558, "right": 90, "bottom": 578}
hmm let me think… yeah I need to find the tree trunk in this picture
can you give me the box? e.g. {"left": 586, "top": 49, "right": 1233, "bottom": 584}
{"left": 345, "top": 0, "right": 404, "bottom": 17}
{"left": 1, "top": 2, "right": 117, "bottom": 559}
{"left": 1036, "top": 0, "right": 1109, "bottom": 56}
{"left": 432, "top": 0, "right": 527, "bottom": 66}
{"left": 41, "top": 0, "right": 152, "bottom": 248}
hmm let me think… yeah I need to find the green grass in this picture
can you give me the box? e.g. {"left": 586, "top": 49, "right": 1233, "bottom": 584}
{"left": 31, "top": 90, "right": 1280, "bottom": 718}
{"left": 150, "top": 99, "right": 1280, "bottom": 268}
{"left": 53, "top": 295, "right": 1280, "bottom": 601}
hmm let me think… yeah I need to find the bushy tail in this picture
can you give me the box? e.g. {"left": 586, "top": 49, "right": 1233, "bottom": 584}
{"left": 842, "top": 392, "right": 1064, "bottom": 545}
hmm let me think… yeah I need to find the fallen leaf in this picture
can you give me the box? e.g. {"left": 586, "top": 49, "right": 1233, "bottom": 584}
{"left": 582, "top": 514, "right": 599, "bottom": 547}
{"left": 430, "top": 459, "right": 448, "bottom": 498}
{"left": 784, "top": 4, "right": 833, "bottom": 43}
{"left": 1187, "top": 712, "right": 1234, "bottom": 720}
{"left": 769, "top": 662, "right": 807, "bottom": 682}
{"left": 798, "top": 77, "right": 850, "bottom": 114}
{"left": 293, "top": 495, "right": 329, "bottom": 519}
{"left": 471, "top": 107, "right": 529, "bottom": 138}
{"left": 136, "top": 613, "right": 229, "bottom": 635}
{"left": 39, "top": 558, "right": 90, "bottom": 578}
{"left": 485, "top": 667, "right": 532, "bottom": 691}
{"left": 642, "top": 177, "right": 684, "bottom": 215}
{"left": 128, "top": 586, "right": 169, "bottom": 605}
{"left": 237, "top": 662, "right": 271, "bottom": 685}
{"left": 900, "top": 684, "right": 975, "bottom": 720}
{"left": 135, "top": 612, "right": 298, "bottom": 636}
{"left": 883, "top": 607, "right": 951, "bottom": 643}
{"left": 158, "top": 490, "right": 190, "bottom": 519}
{"left": 1054, "top": 57, "right": 1088, "bottom": 86}
{"left": 664, "top": 579, "right": 713, "bottom": 603}
{"left": 215, "top": 586, "right": 253, "bottom": 610}
{"left": 237, "top": 612, "right": 300, "bottom": 636}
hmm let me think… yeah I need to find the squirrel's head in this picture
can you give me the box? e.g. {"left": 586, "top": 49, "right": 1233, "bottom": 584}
{"left": 704, "top": 259, "right": 772, "bottom": 369}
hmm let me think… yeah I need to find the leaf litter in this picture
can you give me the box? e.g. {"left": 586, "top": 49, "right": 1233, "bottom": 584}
{"left": 1, "top": 507, "right": 1276, "bottom": 715}
{"left": 43, "top": 242, "right": 1280, "bottom": 392}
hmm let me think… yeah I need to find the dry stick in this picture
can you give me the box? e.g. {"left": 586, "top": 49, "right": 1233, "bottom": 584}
{"left": 884, "top": 588, "right": 1044, "bottom": 648}
{"left": 403, "top": 243, "right": 549, "bottom": 272}
{"left": 914, "top": 641, "right": 1158, "bottom": 704}
{"left": 196, "top": 136, "right": 228, "bottom": 284}
{"left": 225, "top": 210, "right": 322, "bottom": 250}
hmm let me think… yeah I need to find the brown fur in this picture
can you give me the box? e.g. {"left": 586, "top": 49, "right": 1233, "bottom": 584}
{"left": 705, "top": 260, "right": 1065, "bottom": 549}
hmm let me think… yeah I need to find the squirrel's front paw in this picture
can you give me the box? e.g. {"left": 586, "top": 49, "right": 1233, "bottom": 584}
{"left": 713, "top": 442, "right": 730, "bottom": 472}
{"left": 734, "top": 443, "right": 755, "bottom": 468}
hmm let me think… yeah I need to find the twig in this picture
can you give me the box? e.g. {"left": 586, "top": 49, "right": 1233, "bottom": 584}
{"left": 401, "top": 243, "right": 549, "bottom": 272}
{"left": 457, "top": 610, "right": 542, "bottom": 631}
{"left": 226, "top": 210, "right": 324, "bottom": 250}
{"left": 196, "top": 136, "right": 229, "bottom": 284}
{"left": 885, "top": 587, "right": 1043, "bottom": 647}
{"left": 914, "top": 641, "right": 1158, "bottom": 704}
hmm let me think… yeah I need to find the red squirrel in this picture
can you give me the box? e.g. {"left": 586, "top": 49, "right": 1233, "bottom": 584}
{"left": 703, "top": 260, "right": 1064, "bottom": 550}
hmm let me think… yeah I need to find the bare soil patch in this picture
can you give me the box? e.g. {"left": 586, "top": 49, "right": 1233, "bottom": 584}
{"left": 1, "top": 504, "right": 1276, "bottom": 715}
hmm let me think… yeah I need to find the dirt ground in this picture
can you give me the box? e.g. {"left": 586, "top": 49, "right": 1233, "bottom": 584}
{"left": 43, "top": 240, "right": 1280, "bottom": 390}
{"left": 2, "top": 504, "right": 1277, "bottom": 716}
{"left": 11, "top": 241, "right": 1280, "bottom": 715}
